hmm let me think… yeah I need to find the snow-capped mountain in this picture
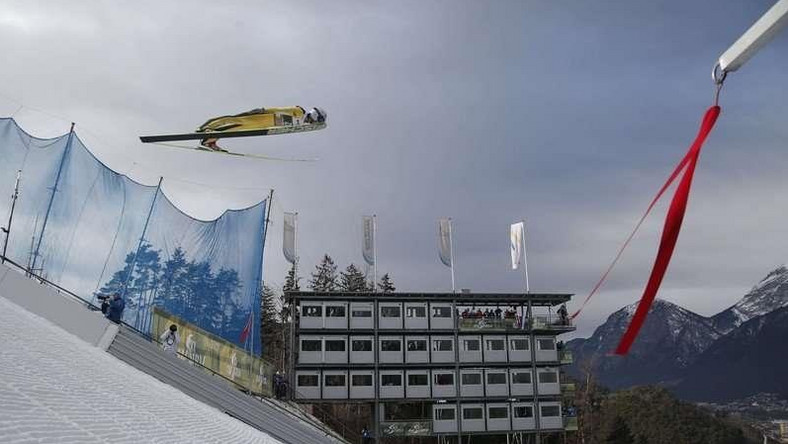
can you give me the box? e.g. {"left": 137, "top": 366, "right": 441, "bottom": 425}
{"left": 676, "top": 305, "right": 788, "bottom": 401}
{"left": 711, "top": 265, "right": 788, "bottom": 334}
{"left": 567, "top": 264, "right": 788, "bottom": 401}
{"left": 565, "top": 299, "right": 721, "bottom": 390}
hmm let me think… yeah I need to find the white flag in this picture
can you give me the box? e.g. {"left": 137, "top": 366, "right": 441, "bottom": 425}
{"left": 362, "top": 215, "right": 375, "bottom": 266}
{"left": 283, "top": 212, "right": 297, "bottom": 264}
{"left": 510, "top": 221, "right": 524, "bottom": 270}
{"left": 438, "top": 218, "right": 453, "bottom": 267}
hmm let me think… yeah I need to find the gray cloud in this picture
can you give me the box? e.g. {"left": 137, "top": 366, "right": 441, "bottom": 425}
{"left": 1, "top": 0, "right": 787, "bottom": 339}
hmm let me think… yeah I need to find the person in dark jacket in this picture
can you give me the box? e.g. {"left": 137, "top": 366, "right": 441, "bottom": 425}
{"left": 106, "top": 293, "right": 125, "bottom": 323}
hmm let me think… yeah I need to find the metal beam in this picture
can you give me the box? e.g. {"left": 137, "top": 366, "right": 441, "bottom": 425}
{"left": 717, "top": 0, "right": 788, "bottom": 74}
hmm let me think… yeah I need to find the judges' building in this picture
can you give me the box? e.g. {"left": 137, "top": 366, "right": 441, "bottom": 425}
{"left": 286, "top": 291, "right": 576, "bottom": 443}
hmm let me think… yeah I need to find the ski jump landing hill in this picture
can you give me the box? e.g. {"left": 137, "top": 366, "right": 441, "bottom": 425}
{"left": 0, "top": 260, "right": 347, "bottom": 444}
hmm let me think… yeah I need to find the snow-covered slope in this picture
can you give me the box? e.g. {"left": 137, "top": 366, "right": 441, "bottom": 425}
{"left": 712, "top": 265, "right": 788, "bottom": 334}
{"left": 0, "top": 295, "right": 281, "bottom": 444}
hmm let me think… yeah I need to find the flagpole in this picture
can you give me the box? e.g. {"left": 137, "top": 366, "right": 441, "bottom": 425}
{"left": 522, "top": 220, "right": 530, "bottom": 293}
{"left": 373, "top": 214, "right": 378, "bottom": 292}
{"left": 294, "top": 211, "right": 299, "bottom": 283}
{"left": 449, "top": 218, "right": 456, "bottom": 293}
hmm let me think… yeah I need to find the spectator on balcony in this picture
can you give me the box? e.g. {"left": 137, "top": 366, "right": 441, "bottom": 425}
{"left": 495, "top": 307, "right": 502, "bottom": 319}
{"left": 557, "top": 304, "right": 569, "bottom": 325}
{"left": 461, "top": 308, "right": 470, "bottom": 318}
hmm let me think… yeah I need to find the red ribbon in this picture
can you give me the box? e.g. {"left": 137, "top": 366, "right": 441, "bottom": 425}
{"left": 613, "top": 106, "right": 721, "bottom": 355}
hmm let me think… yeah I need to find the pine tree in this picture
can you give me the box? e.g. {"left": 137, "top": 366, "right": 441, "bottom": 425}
{"left": 283, "top": 263, "right": 301, "bottom": 292}
{"left": 377, "top": 273, "right": 396, "bottom": 293}
{"left": 309, "top": 254, "right": 338, "bottom": 292}
{"left": 340, "top": 263, "right": 367, "bottom": 292}
{"left": 260, "top": 284, "right": 283, "bottom": 368}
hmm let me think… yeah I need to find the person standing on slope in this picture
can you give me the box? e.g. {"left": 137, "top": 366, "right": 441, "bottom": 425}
{"left": 160, "top": 324, "right": 180, "bottom": 355}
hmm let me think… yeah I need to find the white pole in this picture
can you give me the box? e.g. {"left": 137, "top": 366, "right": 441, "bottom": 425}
{"left": 449, "top": 218, "right": 456, "bottom": 293}
{"left": 717, "top": 0, "right": 788, "bottom": 74}
{"left": 373, "top": 214, "right": 378, "bottom": 292}
{"left": 294, "top": 212, "right": 299, "bottom": 278}
{"left": 522, "top": 220, "right": 530, "bottom": 293}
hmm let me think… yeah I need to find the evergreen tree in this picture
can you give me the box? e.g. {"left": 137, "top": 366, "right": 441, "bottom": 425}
{"left": 283, "top": 263, "right": 301, "bottom": 292}
{"left": 377, "top": 273, "right": 396, "bottom": 293}
{"left": 604, "top": 416, "right": 635, "bottom": 444}
{"left": 260, "top": 284, "right": 283, "bottom": 367}
{"left": 340, "top": 263, "right": 367, "bottom": 292}
{"left": 309, "top": 254, "right": 338, "bottom": 292}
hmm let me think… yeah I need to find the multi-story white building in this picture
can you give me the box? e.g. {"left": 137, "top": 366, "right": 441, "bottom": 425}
{"left": 287, "top": 291, "right": 576, "bottom": 441}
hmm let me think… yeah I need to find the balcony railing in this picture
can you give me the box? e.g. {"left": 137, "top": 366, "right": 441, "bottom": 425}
{"left": 564, "top": 416, "right": 578, "bottom": 431}
{"left": 561, "top": 382, "right": 576, "bottom": 393}
{"left": 559, "top": 349, "right": 573, "bottom": 364}
{"left": 457, "top": 315, "right": 575, "bottom": 332}
{"left": 380, "top": 420, "right": 432, "bottom": 437}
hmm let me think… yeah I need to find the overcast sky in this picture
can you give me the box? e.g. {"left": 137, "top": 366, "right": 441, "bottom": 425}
{"left": 2, "top": 0, "right": 788, "bottom": 338}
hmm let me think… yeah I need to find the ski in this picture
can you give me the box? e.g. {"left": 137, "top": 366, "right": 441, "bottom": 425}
{"left": 139, "top": 123, "right": 327, "bottom": 143}
{"left": 148, "top": 142, "right": 318, "bottom": 162}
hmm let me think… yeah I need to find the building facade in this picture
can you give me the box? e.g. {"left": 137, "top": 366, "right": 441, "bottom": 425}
{"left": 287, "top": 291, "right": 575, "bottom": 440}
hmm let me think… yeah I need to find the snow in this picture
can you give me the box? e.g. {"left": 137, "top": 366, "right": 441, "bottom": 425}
{"left": 0, "top": 296, "right": 282, "bottom": 444}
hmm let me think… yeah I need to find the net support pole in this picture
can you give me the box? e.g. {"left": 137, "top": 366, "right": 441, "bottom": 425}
{"left": 717, "top": 0, "right": 788, "bottom": 74}
{"left": 258, "top": 189, "right": 274, "bottom": 357}
{"left": 31, "top": 123, "right": 75, "bottom": 273}
{"left": 1, "top": 170, "right": 21, "bottom": 264}
{"left": 127, "top": 176, "right": 163, "bottom": 330}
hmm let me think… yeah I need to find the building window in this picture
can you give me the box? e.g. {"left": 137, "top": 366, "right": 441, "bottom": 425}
{"left": 538, "top": 371, "right": 558, "bottom": 384}
{"left": 303, "top": 306, "right": 322, "bottom": 317}
{"left": 435, "top": 408, "right": 455, "bottom": 421}
{"left": 406, "top": 306, "right": 426, "bottom": 318}
{"left": 381, "top": 374, "right": 402, "bottom": 387}
{"left": 325, "top": 374, "right": 346, "bottom": 387}
{"left": 352, "top": 374, "right": 373, "bottom": 386}
{"left": 432, "top": 306, "right": 452, "bottom": 318}
{"left": 488, "top": 407, "right": 509, "bottom": 419}
{"left": 381, "top": 340, "right": 402, "bottom": 352}
{"left": 462, "top": 339, "right": 480, "bottom": 351}
{"left": 463, "top": 408, "right": 483, "bottom": 420}
{"left": 408, "top": 374, "right": 428, "bottom": 386}
{"left": 486, "top": 339, "right": 505, "bottom": 351}
{"left": 301, "top": 340, "right": 322, "bottom": 352}
{"left": 537, "top": 338, "right": 555, "bottom": 350}
{"left": 433, "top": 340, "right": 453, "bottom": 352}
{"left": 352, "top": 309, "right": 372, "bottom": 318}
{"left": 325, "top": 340, "right": 346, "bottom": 352}
{"left": 407, "top": 340, "right": 427, "bottom": 351}
{"left": 510, "top": 339, "right": 529, "bottom": 350}
{"left": 461, "top": 373, "right": 482, "bottom": 385}
{"left": 326, "top": 306, "right": 346, "bottom": 317}
{"left": 298, "top": 374, "right": 318, "bottom": 386}
{"left": 434, "top": 373, "right": 454, "bottom": 385}
{"left": 352, "top": 340, "right": 372, "bottom": 352}
{"left": 512, "top": 371, "right": 532, "bottom": 384}
{"left": 541, "top": 405, "right": 561, "bottom": 417}
{"left": 514, "top": 406, "right": 534, "bottom": 418}
{"left": 487, "top": 373, "right": 507, "bottom": 385}
{"left": 381, "top": 306, "right": 401, "bottom": 317}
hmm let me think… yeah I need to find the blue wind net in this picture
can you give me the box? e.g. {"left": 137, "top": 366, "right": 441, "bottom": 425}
{"left": 0, "top": 118, "right": 266, "bottom": 354}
